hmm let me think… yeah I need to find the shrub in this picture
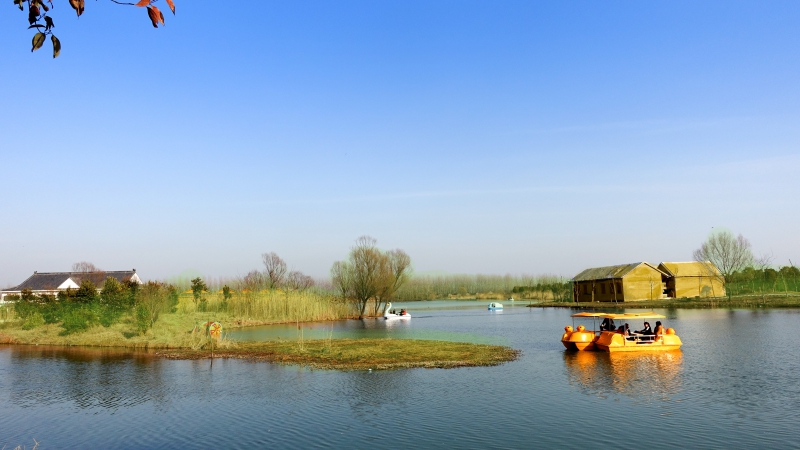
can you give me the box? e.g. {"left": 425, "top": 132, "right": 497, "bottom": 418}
{"left": 98, "top": 306, "right": 119, "bottom": 328}
{"left": 101, "top": 276, "right": 133, "bottom": 311}
{"left": 20, "top": 288, "right": 38, "bottom": 302}
{"left": 74, "top": 280, "right": 98, "bottom": 304}
{"left": 135, "top": 304, "right": 150, "bottom": 334}
{"left": 14, "top": 301, "right": 38, "bottom": 320}
{"left": 134, "top": 281, "right": 178, "bottom": 332}
{"left": 58, "top": 287, "right": 77, "bottom": 302}
{"left": 22, "top": 313, "right": 45, "bottom": 330}
{"left": 59, "top": 308, "right": 97, "bottom": 335}
{"left": 41, "top": 302, "right": 65, "bottom": 324}
{"left": 191, "top": 277, "right": 207, "bottom": 311}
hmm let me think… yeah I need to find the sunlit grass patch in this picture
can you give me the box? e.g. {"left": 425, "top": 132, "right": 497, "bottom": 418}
{"left": 157, "top": 338, "right": 520, "bottom": 370}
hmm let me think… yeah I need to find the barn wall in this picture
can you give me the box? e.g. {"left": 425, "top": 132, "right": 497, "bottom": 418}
{"left": 621, "top": 265, "right": 667, "bottom": 301}
{"left": 574, "top": 280, "right": 625, "bottom": 302}
{"left": 674, "top": 277, "right": 725, "bottom": 298}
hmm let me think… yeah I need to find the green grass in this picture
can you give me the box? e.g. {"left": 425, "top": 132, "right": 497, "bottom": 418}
{"left": 0, "top": 290, "right": 354, "bottom": 348}
{"left": 156, "top": 338, "right": 520, "bottom": 370}
{"left": 0, "top": 292, "right": 520, "bottom": 371}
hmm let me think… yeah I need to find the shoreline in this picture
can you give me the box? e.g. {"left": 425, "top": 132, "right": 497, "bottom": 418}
{"left": 528, "top": 293, "right": 800, "bottom": 309}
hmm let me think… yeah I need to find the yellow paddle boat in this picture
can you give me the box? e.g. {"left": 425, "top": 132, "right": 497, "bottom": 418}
{"left": 562, "top": 312, "right": 682, "bottom": 352}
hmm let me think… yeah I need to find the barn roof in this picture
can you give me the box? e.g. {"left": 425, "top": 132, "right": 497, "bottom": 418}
{"left": 573, "top": 262, "right": 667, "bottom": 282}
{"left": 658, "top": 261, "right": 721, "bottom": 277}
{"left": 3, "top": 271, "right": 138, "bottom": 292}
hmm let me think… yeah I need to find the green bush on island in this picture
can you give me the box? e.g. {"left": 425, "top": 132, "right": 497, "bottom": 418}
{"left": 22, "top": 312, "right": 44, "bottom": 330}
{"left": 5, "top": 277, "right": 172, "bottom": 335}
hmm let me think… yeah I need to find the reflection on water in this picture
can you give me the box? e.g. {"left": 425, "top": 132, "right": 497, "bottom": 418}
{"left": 5, "top": 346, "right": 171, "bottom": 412}
{"left": 563, "top": 351, "right": 683, "bottom": 402}
{"left": 3, "top": 308, "right": 800, "bottom": 449}
{"left": 229, "top": 316, "right": 509, "bottom": 345}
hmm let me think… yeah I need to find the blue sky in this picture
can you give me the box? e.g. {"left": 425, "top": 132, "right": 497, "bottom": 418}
{"left": 1, "top": 1, "right": 798, "bottom": 286}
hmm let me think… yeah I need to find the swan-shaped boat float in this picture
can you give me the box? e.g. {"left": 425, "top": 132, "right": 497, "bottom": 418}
{"left": 383, "top": 302, "right": 411, "bottom": 320}
{"left": 488, "top": 302, "right": 503, "bottom": 310}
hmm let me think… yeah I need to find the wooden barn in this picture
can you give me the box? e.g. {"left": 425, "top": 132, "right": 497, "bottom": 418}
{"left": 657, "top": 261, "right": 725, "bottom": 298}
{"left": 573, "top": 262, "right": 670, "bottom": 302}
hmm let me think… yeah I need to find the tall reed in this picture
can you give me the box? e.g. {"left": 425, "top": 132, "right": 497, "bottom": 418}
{"left": 394, "top": 273, "right": 569, "bottom": 300}
{"left": 178, "top": 290, "right": 351, "bottom": 323}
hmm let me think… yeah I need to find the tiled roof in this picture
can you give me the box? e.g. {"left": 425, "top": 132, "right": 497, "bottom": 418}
{"left": 2, "top": 271, "right": 137, "bottom": 292}
{"left": 573, "top": 262, "right": 667, "bottom": 281}
{"left": 658, "top": 262, "right": 722, "bottom": 277}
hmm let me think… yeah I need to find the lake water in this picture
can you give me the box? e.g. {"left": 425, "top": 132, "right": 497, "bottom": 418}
{"left": 2, "top": 303, "right": 800, "bottom": 449}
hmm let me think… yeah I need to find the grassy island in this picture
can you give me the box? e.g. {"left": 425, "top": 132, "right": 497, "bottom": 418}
{"left": 157, "top": 338, "right": 520, "bottom": 370}
{"left": 0, "top": 289, "right": 519, "bottom": 371}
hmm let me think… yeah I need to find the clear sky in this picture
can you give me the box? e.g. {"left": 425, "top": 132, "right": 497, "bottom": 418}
{"left": 1, "top": 1, "right": 798, "bottom": 286}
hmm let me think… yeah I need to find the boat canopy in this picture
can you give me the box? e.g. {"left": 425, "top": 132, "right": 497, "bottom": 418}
{"left": 571, "top": 312, "right": 606, "bottom": 318}
{"left": 598, "top": 312, "right": 666, "bottom": 320}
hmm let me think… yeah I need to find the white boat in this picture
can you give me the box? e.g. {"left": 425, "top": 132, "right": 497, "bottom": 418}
{"left": 383, "top": 302, "right": 411, "bottom": 320}
{"left": 488, "top": 302, "right": 503, "bottom": 310}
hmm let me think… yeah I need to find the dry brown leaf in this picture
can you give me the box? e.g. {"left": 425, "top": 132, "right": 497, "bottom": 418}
{"left": 31, "top": 32, "right": 45, "bottom": 52}
{"left": 151, "top": 6, "right": 165, "bottom": 26}
{"left": 51, "top": 34, "right": 61, "bottom": 58}
{"left": 165, "top": 0, "right": 175, "bottom": 15}
{"left": 68, "top": 0, "right": 84, "bottom": 17}
{"left": 146, "top": 6, "right": 159, "bottom": 27}
{"left": 135, "top": 0, "right": 150, "bottom": 7}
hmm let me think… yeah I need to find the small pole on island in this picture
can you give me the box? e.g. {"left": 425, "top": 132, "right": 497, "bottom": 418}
{"left": 209, "top": 318, "right": 214, "bottom": 368}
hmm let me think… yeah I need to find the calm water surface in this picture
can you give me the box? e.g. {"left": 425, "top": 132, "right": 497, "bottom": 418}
{"left": 2, "top": 304, "right": 800, "bottom": 449}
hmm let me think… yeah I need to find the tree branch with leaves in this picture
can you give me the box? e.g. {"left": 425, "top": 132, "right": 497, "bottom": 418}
{"left": 13, "top": 0, "right": 175, "bottom": 58}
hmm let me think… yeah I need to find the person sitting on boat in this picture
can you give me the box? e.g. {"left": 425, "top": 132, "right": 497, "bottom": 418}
{"left": 653, "top": 321, "right": 665, "bottom": 341}
{"left": 600, "top": 318, "right": 615, "bottom": 331}
{"left": 616, "top": 325, "right": 626, "bottom": 334}
{"left": 624, "top": 323, "right": 635, "bottom": 340}
{"left": 636, "top": 322, "right": 653, "bottom": 335}
{"left": 400, "top": 309, "right": 407, "bottom": 316}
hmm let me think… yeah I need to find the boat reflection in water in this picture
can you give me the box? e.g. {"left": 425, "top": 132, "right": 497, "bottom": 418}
{"left": 563, "top": 350, "right": 683, "bottom": 401}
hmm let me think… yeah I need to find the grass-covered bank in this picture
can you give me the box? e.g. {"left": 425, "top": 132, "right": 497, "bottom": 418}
{"left": 0, "top": 288, "right": 352, "bottom": 348}
{"left": 0, "top": 286, "right": 520, "bottom": 371}
{"left": 530, "top": 293, "right": 800, "bottom": 309}
{"left": 156, "top": 338, "right": 520, "bottom": 370}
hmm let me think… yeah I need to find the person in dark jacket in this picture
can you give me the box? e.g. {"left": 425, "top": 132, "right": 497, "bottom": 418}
{"left": 600, "top": 318, "right": 616, "bottom": 331}
{"left": 636, "top": 322, "right": 653, "bottom": 335}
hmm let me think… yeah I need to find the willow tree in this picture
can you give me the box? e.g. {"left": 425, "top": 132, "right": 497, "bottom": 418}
{"left": 13, "top": 0, "right": 176, "bottom": 58}
{"left": 330, "top": 236, "right": 412, "bottom": 319}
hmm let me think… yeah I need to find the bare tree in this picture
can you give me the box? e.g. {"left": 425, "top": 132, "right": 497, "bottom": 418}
{"left": 72, "top": 261, "right": 100, "bottom": 273}
{"left": 240, "top": 270, "right": 266, "bottom": 292}
{"left": 693, "top": 229, "right": 755, "bottom": 299}
{"left": 262, "top": 252, "right": 288, "bottom": 289}
{"left": 286, "top": 270, "right": 315, "bottom": 291}
{"left": 753, "top": 251, "right": 775, "bottom": 271}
